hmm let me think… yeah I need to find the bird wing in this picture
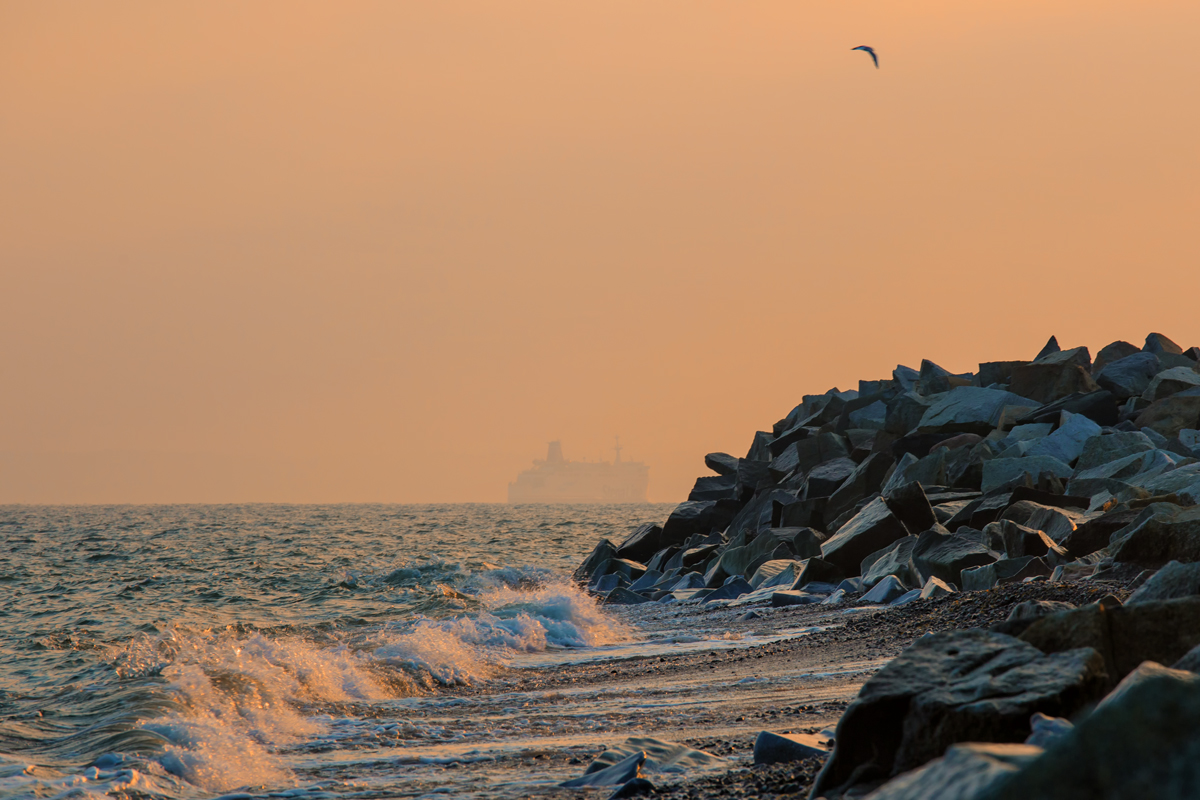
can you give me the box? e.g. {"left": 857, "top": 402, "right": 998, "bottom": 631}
{"left": 869, "top": 49, "right": 878, "bottom": 68}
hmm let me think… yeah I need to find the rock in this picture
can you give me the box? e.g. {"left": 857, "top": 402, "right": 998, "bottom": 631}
{"left": 1093, "top": 340, "right": 1141, "bottom": 373}
{"left": 918, "top": 387, "right": 1039, "bottom": 436}
{"left": 661, "top": 500, "right": 737, "bottom": 548}
{"left": 752, "top": 731, "right": 828, "bottom": 765}
{"left": 1023, "top": 712, "right": 1074, "bottom": 749}
{"left": 809, "top": 629, "right": 1107, "bottom": 798}
{"left": 932, "top": 432, "right": 985, "bottom": 452}
{"left": 825, "top": 452, "right": 895, "bottom": 523}
{"left": 862, "top": 575, "right": 909, "bottom": 603}
{"left": 1143, "top": 366, "right": 1200, "bottom": 402}
{"left": 702, "top": 575, "right": 753, "bottom": 604}
{"left": 615, "top": 524, "right": 665, "bottom": 563}
{"left": 1094, "top": 352, "right": 1161, "bottom": 400}
{"left": 882, "top": 450, "right": 946, "bottom": 495}
{"left": 1073, "top": 430, "right": 1156, "bottom": 472}
{"left": 884, "top": 480, "right": 939, "bottom": 535}
{"left": 1109, "top": 506, "right": 1200, "bottom": 567}
{"left": 919, "top": 576, "right": 956, "bottom": 599}
{"left": 912, "top": 529, "right": 998, "bottom": 588}
{"left": 604, "top": 587, "right": 655, "bottom": 605}
{"left": 806, "top": 457, "right": 860, "bottom": 498}
{"left": 977, "top": 361, "right": 1029, "bottom": 388}
{"left": 1126, "top": 560, "right": 1200, "bottom": 604}
{"left": 591, "top": 573, "right": 627, "bottom": 593}
{"left": 862, "top": 536, "right": 920, "bottom": 589}
{"left": 1144, "top": 331, "right": 1185, "bottom": 356}
{"left": 961, "top": 557, "right": 1051, "bottom": 591}
{"left": 859, "top": 743, "right": 1042, "bottom": 800}
{"left": 838, "top": 577, "right": 865, "bottom": 594}
{"left": 890, "top": 588, "right": 922, "bottom": 606}
{"left": 992, "top": 600, "right": 1077, "bottom": 636}
{"left": 771, "top": 590, "right": 825, "bottom": 607}
{"left": 1025, "top": 411, "right": 1101, "bottom": 465}
{"left": 627, "top": 569, "right": 664, "bottom": 592}
{"left": 575, "top": 539, "right": 618, "bottom": 582}
{"left": 561, "top": 751, "right": 647, "bottom": 787}
{"left": 1019, "top": 596, "right": 1200, "bottom": 683}
{"left": 749, "top": 558, "right": 800, "bottom": 589}
{"left": 686, "top": 474, "right": 738, "bottom": 502}
{"left": 1134, "top": 388, "right": 1200, "bottom": 438}
{"left": 793, "top": 557, "right": 846, "bottom": 587}
{"left": 787, "top": 527, "right": 826, "bottom": 559}
{"left": 1009, "top": 361, "right": 1100, "bottom": 405}
{"left": 886, "top": 391, "right": 934, "bottom": 436}
{"left": 980, "top": 456, "right": 1073, "bottom": 493}
{"left": 978, "top": 669, "right": 1200, "bottom": 800}
{"left": 1014, "top": 390, "right": 1120, "bottom": 428}
{"left": 820, "top": 496, "right": 911, "bottom": 576}
{"left": 607, "top": 778, "right": 655, "bottom": 798}
{"left": 703, "top": 452, "right": 740, "bottom": 476}
{"left": 983, "top": 520, "right": 1066, "bottom": 560}
{"left": 1175, "top": 644, "right": 1200, "bottom": 672}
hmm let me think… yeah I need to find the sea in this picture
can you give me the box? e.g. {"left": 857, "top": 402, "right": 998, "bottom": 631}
{"left": 0, "top": 503, "right": 685, "bottom": 799}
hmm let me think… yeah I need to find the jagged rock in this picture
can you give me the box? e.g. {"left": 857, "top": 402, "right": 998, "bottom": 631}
{"left": 735, "top": 459, "right": 771, "bottom": 498}
{"left": 1019, "top": 596, "right": 1200, "bottom": 683}
{"left": 919, "top": 359, "right": 965, "bottom": 395}
{"left": 661, "top": 501, "right": 735, "bottom": 547}
{"left": 604, "top": 587, "right": 655, "bottom": 605}
{"left": 1144, "top": 331, "right": 1185, "bottom": 356}
{"left": 978, "top": 669, "right": 1200, "bottom": 800}
{"left": 884, "top": 480, "right": 939, "bottom": 534}
{"left": 748, "top": 558, "right": 801, "bottom": 589}
{"left": 1144, "top": 366, "right": 1200, "bottom": 402}
{"left": 1024, "top": 712, "right": 1074, "bottom": 749}
{"left": 977, "top": 361, "right": 1028, "bottom": 388}
{"left": 775, "top": 496, "right": 826, "bottom": 529}
{"left": 983, "top": 520, "right": 1066, "bottom": 560}
{"left": 1073, "top": 430, "right": 1156, "bottom": 471}
{"left": 1015, "top": 390, "right": 1120, "bottom": 428}
{"left": 998, "top": 501, "right": 1079, "bottom": 544}
{"left": 785, "top": 526, "right": 826, "bottom": 559}
{"left": 810, "top": 630, "right": 1107, "bottom": 799}
{"left": 1094, "top": 352, "right": 1161, "bottom": 400}
{"left": 1176, "top": 644, "right": 1200, "bottom": 672}
{"left": 883, "top": 450, "right": 946, "bottom": 494}
{"left": 1025, "top": 411, "right": 1101, "bottom": 465}
{"left": 919, "top": 575, "right": 956, "bottom": 599}
{"left": 608, "top": 778, "right": 655, "bottom": 798}
{"left": 569, "top": 737, "right": 726, "bottom": 786}
{"left": 1059, "top": 507, "right": 1141, "bottom": 558}
{"left": 591, "top": 574, "right": 627, "bottom": 593}
{"left": 886, "top": 391, "right": 934, "bottom": 436}
{"left": 860, "top": 743, "right": 1042, "bottom": 800}
{"left": 616, "top": 524, "right": 665, "bottom": 563}
{"left": 862, "top": 536, "right": 920, "bottom": 589}
{"left": 1035, "top": 336, "right": 1060, "bottom": 359}
{"left": 821, "top": 496, "right": 911, "bottom": 576}
{"left": 931, "top": 432, "right": 985, "bottom": 452}
{"left": 862, "top": 575, "right": 909, "bottom": 603}
{"left": 686, "top": 474, "right": 738, "bottom": 502}
{"left": 703, "top": 576, "right": 753, "bottom": 603}
{"left": 806, "top": 457, "right": 859, "bottom": 498}
{"left": 628, "top": 569, "right": 664, "bottom": 592}
{"left": 752, "top": 731, "right": 828, "bottom": 765}
{"left": 1134, "top": 388, "right": 1200, "bottom": 438}
{"left": 746, "top": 430, "right": 774, "bottom": 461}
{"left": 991, "top": 600, "right": 1077, "bottom": 636}
{"left": 704, "top": 452, "right": 740, "bottom": 476}
{"left": 793, "top": 557, "right": 846, "bottom": 587}
{"left": 1093, "top": 340, "right": 1141, "bottom": 372}
{"left": 1009, "top": 359, "right": 1099, "bottom": 405}
{"left": 961, "top": 556, "right": 1051, "bottom": 591}
{"left": 1109, "top": 506, "right": 1200, "bottom": 567}
{"left": 771, "top": 590, "right": 825, "bottom": 606}
{"left": 575, "top": 539, "right": 617, "bottom": 582}
{"left": 918, "top": 387, "right": 1039, "bottom": 435}
{"left": 912, "top": 528, "right": 998, "bottom": 587}
{"left": 980, "top": 456, "right": 1073, "bottom": 493}
{"left": 561, "top": 751, "right": 646, "bottom": 787}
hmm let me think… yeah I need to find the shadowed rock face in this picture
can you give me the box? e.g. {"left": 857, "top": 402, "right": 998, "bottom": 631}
{"left": 810, "top": 629, "right": 1107, "bottom": 799}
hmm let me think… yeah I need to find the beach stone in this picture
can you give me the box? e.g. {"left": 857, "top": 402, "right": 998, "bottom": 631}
{"left": 1144, "top": 331, "right": 1185, "bottom": 356}
{"left": 1144, "top": 366, "right": 1200, "bottom": 402}
{"left": 1093, "top": 340, "right": 1141, "bottom": 373}
{"left": 860, "top": 742, "right": 1042, "bottom": 800}
{"left": 883, "top": 450, "right": 947, "bottom": 495}
{"left": 590, "top": 574, "right": 625, "bottom": 593}
{"left": 838, "top": 577, "right": 865, "bottom": 594}
{"left": 912, "top": 529, "right": 998, "bottom": 588}
{"left": 603, "top": 587, "right": 654, "bottom": 605}
{"left": 561, "top": 751, "right": 646, "bottom": 787}
{"left": 961, "top": 557, "right": 1051, "bottom": 591}
{"left": 627, "top": 569, "right": 663, "bottom": 593}
{"left": 786, "top": 527, "right": 826, "bottom": 559}
{"left": 1019, "top": 596, "right": 1200, "bottom": 684}
{"left": 861, "top": 536, "right": 920, "bottom": 589}
{"left": 752, "top": 731, "right": 828, "bottom": 765}
{"left": 575, "top": 539, "right": 618, "bottom": 582}
{"left": 992, "top": 600, "right": 1077, "bottom": 636}
{"left": 1025, "top": 412, "right": 1101, "bottom": 465}
{"left": 584, "top": 737, "right": 726, "bottom": 779}
{"left": 615, "top": 524, "right": 665, "bottom": 563}
{"left": 748, "top": 558, "right": 798, "bottom": 589}
{"left": 1134, "top": 389, "right": 1200, "bottom": 438}
{"left": 703, "top": 576, "right": 753, "bottom": 604}
{"left": 1009, "top": 362, "right": 1099, "bottom": 405}
{"left": 1109, "top": 506, "right": 1200, "bottom": 567}
{"left": 1126, "top": 561, "right": 1200, "bottom": 604}
{"left": 771, "top": 590, "right": 824, "bottom": 607}
{"left": 980, "top": 456, "right": 1073, "bottom": 493}
{"left": 703, "top": 452, "right": 739, "bottom": 476}
{"left": 862, "top": 575, "right": 908, "bottom": 603}
{"left": 806, "top": 457, "right": 859, "bottom": 498}
{"left": 810, "top": 629, "right": 1107, "bottom": 798}
{"left": 890, "top": 588, "right": 922, "bottom": 606}
{"left": 979, "top": 669, "right": 1200, "bottom": 800}
{"left": 918, "top": 387, "right": 1038, "bottom": 436}
{"left": 660, "top": 500, "right": 736, "bottom": 547}
{"left": 821, "top": 496, "right": 911, "bottom": 576}
{"left": 607, "top": 778, "right": 655, "bottom": 798}
{"left": 919, "top": 576, "right": 956, "bottom": 599}
{"left": 1094, "top": 352, "right": 1161, "bottom": 400}
{"left": 667, "top": 572, "right": 707, "bottom": 591}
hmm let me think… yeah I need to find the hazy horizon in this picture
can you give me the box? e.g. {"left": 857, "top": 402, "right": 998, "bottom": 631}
{"left": 3, "top": 1, "right": 1198, "bottom": 504}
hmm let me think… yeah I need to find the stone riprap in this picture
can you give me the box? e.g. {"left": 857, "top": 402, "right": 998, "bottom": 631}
{"left": 571, "top": 332, "right": 1200, "bottom": 799}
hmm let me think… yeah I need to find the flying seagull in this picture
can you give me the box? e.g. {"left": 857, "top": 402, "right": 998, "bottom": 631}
{"left": 852, "top": 45, "right": 879, "bottom": 69}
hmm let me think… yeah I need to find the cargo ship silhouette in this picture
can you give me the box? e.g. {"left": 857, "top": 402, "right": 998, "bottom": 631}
{"left": 507, "top": 438, "right": 649, "bottom": 503}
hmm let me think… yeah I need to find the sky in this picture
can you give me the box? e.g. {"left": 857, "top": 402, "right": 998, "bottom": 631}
{"left": 1, "top": 1, "right": 1198, "bottom": 504}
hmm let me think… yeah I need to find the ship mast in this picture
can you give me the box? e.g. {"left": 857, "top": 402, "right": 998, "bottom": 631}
{"left": 613, "top": 436, "right": 622, "bottom": 464}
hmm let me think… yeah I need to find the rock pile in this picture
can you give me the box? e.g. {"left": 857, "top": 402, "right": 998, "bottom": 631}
{"left": 572, "top": 332, "right": 1200, "bottom": 799}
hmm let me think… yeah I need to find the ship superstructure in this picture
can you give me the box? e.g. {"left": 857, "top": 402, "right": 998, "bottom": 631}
{"left": 507, "top": 439, "right": 649, "bottom": 503}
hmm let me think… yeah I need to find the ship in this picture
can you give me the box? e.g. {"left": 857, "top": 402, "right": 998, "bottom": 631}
{"left": 507, "top": 438, "right": 649, "bottom": 503}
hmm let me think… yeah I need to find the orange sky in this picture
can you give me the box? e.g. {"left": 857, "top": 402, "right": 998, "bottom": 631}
{"left": 2, "top": 1, "right": 1198, "bottom": 503}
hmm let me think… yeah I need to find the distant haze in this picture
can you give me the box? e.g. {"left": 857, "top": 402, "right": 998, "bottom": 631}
{"left": 2, "top": 1, "right": 1198, "bottom": 503}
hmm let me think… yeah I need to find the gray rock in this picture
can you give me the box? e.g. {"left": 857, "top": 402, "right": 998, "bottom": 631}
{"left": 1126, "top": 560, "right": 1200, "bottom": 604}
{"left": 1073, "top": 430, "right": 1156, "bottom": 472}
{"left": 821, "top": 496, "right": 911, "bottom": 576}
{"left": 1094, "top": 352, "right": 1161, "bottom": 400}
{"left": 748, "top": 558, "right": 800, "bottom": 589}
{"left": 1143, "top": 366, "right": 1200, "bottom": 403}
{"left": 1109, "top": 506, "right": 1200, "bottom": 567}
{"left": 686, "top": 474, "right": 738, "bottom": 502}
{"left": 861, "top": 536, "right": 920, "bottom": 589}
{"left": 1019, "top": 596, "right": 1200, "bottom": 684}
{"left": 861, "top": 743, "right": 1041, "bottom": 800}
{"left": 983, "top": 520, "right": 1066, "bottom": 560}
{"left": 572, "top": 737, "right": 726, "bottom": 786}
{"left": 884, "top": 480, "right": 939, "bottom": 536}
{"left": 603, "top": 587, "right": 654, "bottom": 605}
{"left": 1025, "top": 411, "right": 1101, "bottom": 465}
{"left": 838, "top": 577, "right": 866, "bottom": 594}
{"left": 561, "top": 751, "right": 645, "bottom": 787}
{"left": 1023, "top": 712, "right": 1074, "bottom": 749}
{"left": 616, "top": 524, "right": 665, "bottom": 563}
{"left": 703, "top": 576, "right": 753, "bottom": 604}
{"left": 918, "top": 387, "right": 1039, "bottom": 436}
{"left": 810, "top": 629, "right": 1107, "bottom": 798}
{"left": 999, "top": 501, "right": 1079, "bottom": 545}
{"left": 912, "top": 529, "right": 998, "bottom": 588}
{"left": 1143, "top": 331, "right": 1185, "bottom": 356}
{"left": 627, "top": 569, "right": 664, "bottom": 593}
{"left": 793, "top": 557, "right": 846, "bottom": 587}
{"left": 1009, "top": 360, "right": 1099, "bottom": 406}
{"left": 806, "top": 457, "right": 859, "bottom": 498}
{"left": 862, "top": 575, "right": 909, "bottom": 603}
{"left": 825, "top": 452, "right": 895, "bottom": 523}
{"left": 752, "top": 731, "right": 829, "bottom": 765}
{"left": 771, "top": 590, "right": 824, "bottom": 607}
{"left": 703, "top": 452, "right": 740, "bottom": 476}
{"left": 591, "top": 573, "right": 626, "bottom": 593}
{"left": 1093, "top": 340, "right": 1141, "bottom": 373}
{"left": 821, "top": 588, "right": 848, "bottom": 605}
{"left": 575, "top": 538, "right": 618, "bottom": 582}
{"left": 978, "top": 668, "right": 1200, "bottom": 800}
{"left": 890, "top": 588, "right": 922, "bottom": 606}
{"left": 961, "top": 557, "right": 1051, "bottom": 591}
{"left": 919, "top": 576, "right": 956, "bottom": 599}
{"left": 1134, "top": 388, "right": 1200, "bottom": 438}
{"left": 661, "top": 500, "right": 736, "bottom": 547}
{"left": 1174, "top": 643, "right": 1200, "bottom": 672}
{"left": 1036, "top": 335, "right": 1061, "bottom": 359}
{"left": 607, "top": 778, "right": 655, "bottom": 798}
{"left": 981, "top": 456, "right": 1073, "bottom": 493}
{"left": 886, "top": 391, "right": 934, "bottom": 436}
{"left": 882, "top": 450, "right": 946, "bottom": 494}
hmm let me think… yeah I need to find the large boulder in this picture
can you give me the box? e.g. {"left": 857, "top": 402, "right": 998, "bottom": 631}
{"left": 615, "top": 523, "right": 665, "bottom": 563}
{"left": 1009, "top": 361, "right": 1099, "bottom": 405}
{"left": 961, "top": 556, "right": 1052, "bottom": 590}
{"left": 805, "top": 457, "right": 859, "bottom": 498}
{"left": 703, "top": 452, "right": 740, "bottom": 476}
{"left": 1092, "top": 340, "right": 1141, "bottom": 373}
{"left": 810, "top": 630, "right": 1107, "bottom": 799}
{"left": 1109, "top": 506, "right": 1200, "bottom": 567}
{"left": 1019, "top": 597, "right": 1200, "bottom": 684}
{"left": 660, "top": 500, "right": 738, "bottom": 547}
{"left": 1143, "top": 366, "right": 1200, "bottom": 403}
{"left": 980, "top": 456, "right": 1073, "bottom": 493}
{"left": 917, "top": 387, "right": 1039, "bottom": 436}
{"left": 884, "top": 480, "right": 939, "bottom": 535}
{"left": 1073, "top": 430, "right": 1156, "bottom": 472}
{"left": 575, "top": 539, "right": 618, "bottom": 582}
{"left": 860, "top": 743, "right": 1041, "bottom": 800}
{"left": 686, "top": 474, "right": 738, "bottom": 502}
{"left": 886, "top": 391, "right": 934, "bottom": 436}
{"left": 1059, "top": 507, "right": 1143, "bottom": 558}
{"left": 912, "top": 529, "right": 998, "bottom": 588}
{"left": 825, "top": 452, "right": 895, "bottom": 523}
{"left": 1134, "top": 388, "right": 1200, "bottom": 438}
{"left": 984, "top": 520, "right": 1065, "bottom": 560}
{"left": 1127, "top": 561, "right": 1200, "bottom": 605}
{"left": 1093, "top": 352, "right": 1160, "bottom": 400}
{"left": 861, "top": 536, "right": 921, "bottom": 589}
{"left": 1143, "top": 331, "right": 1185, "bottom": 356}
{"left": 1024, "top": 411, "right": 1101, "bottom": 465}
{"left": 820, "top": 496, "right": 911, "bottom": 576}
{"left": 1014, "top": 390, "right": 1120, "bottom": 428}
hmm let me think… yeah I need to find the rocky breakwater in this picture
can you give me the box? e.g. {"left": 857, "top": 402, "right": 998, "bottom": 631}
{"left": 572, "top": 331, "right": 1200, "bottom": 799}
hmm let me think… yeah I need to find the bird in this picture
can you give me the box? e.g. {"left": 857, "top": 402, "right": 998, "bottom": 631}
{"left": 852, "top": 45, "right": 879, "bottom": 69}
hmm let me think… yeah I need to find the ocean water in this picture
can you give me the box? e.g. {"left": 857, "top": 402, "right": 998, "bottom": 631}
{"left": 0, "top": 503, "right": 674, "bottom": 799}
